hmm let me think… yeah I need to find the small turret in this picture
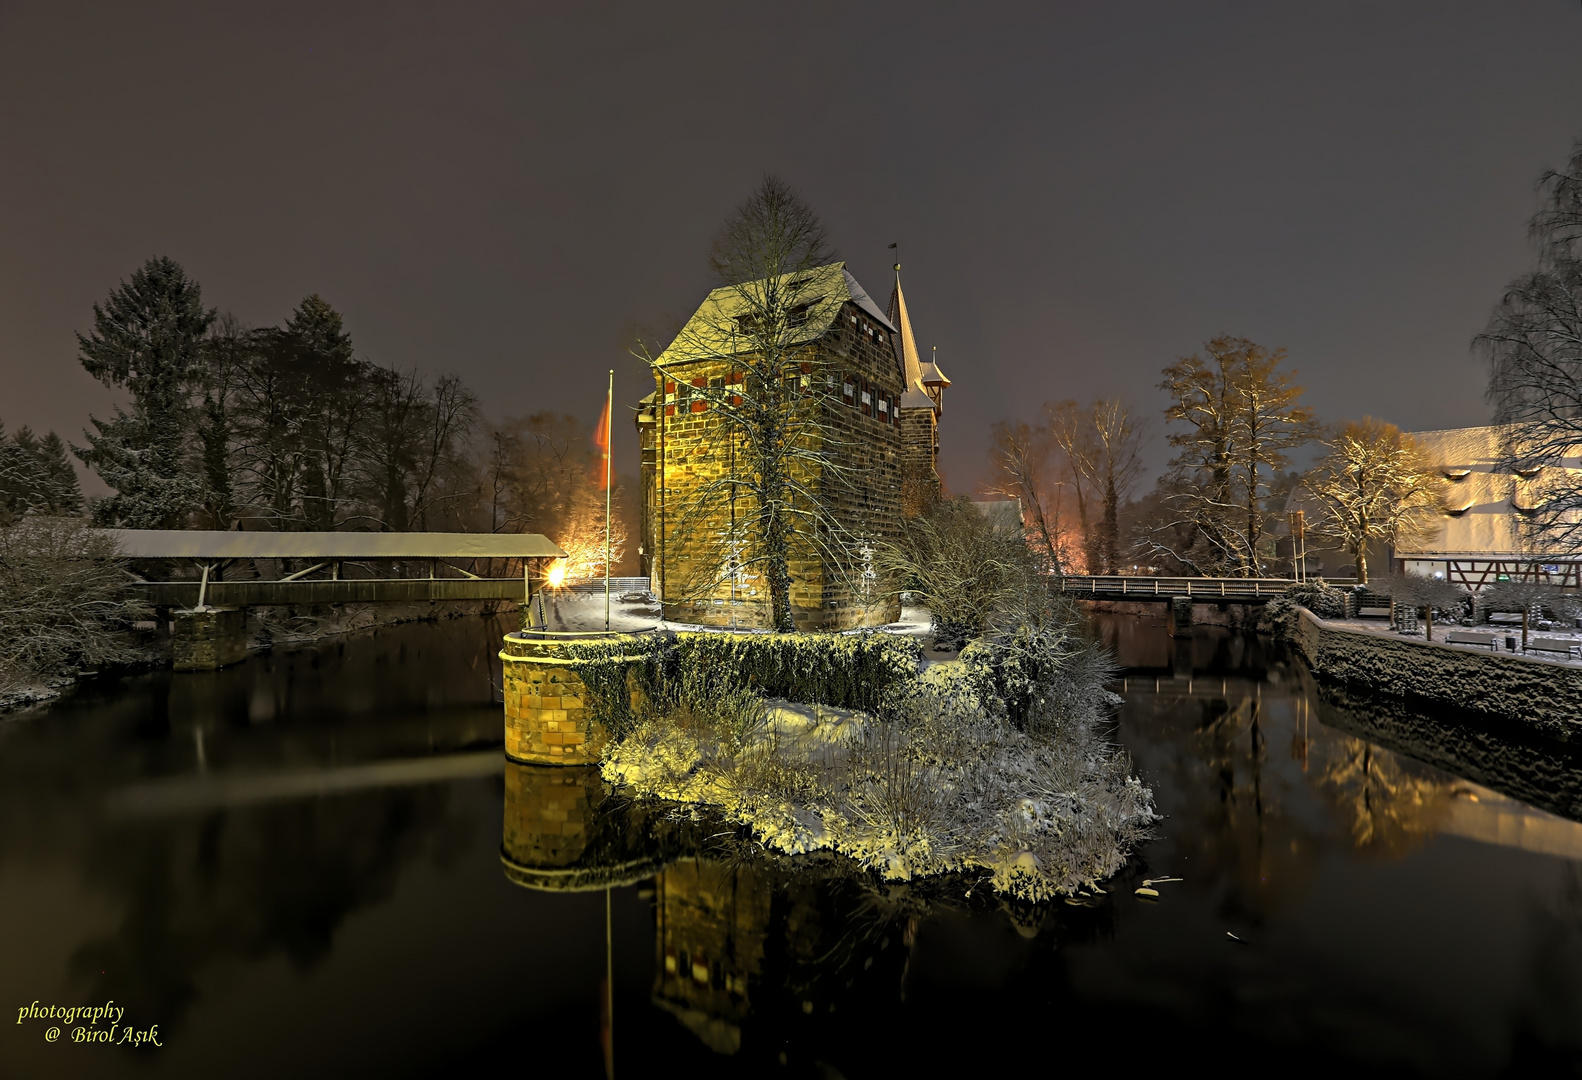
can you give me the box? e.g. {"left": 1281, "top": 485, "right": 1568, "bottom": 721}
{"left": 918, "top": 345, "right": 950, "bottom": 416}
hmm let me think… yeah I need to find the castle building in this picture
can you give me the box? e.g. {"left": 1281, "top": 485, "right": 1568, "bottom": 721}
{"left": 635, "top": 261, "right": 945, "bottom": 629}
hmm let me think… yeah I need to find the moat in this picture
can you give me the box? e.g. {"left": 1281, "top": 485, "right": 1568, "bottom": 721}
{"left": 3, "top": 614, "right": 1581, "bottom": 1077}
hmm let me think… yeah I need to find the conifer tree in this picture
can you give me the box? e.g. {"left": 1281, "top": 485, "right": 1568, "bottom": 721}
{"left": 0, "top": 424, "right": 84, "bottom": 519}
{"left": 74, "top": 256, "right": 214, "bottom": 527}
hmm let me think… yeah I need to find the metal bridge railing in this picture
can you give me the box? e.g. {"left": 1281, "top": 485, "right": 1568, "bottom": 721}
{"left": 1056, "top": 575, "right": 1296, "bottom": 599}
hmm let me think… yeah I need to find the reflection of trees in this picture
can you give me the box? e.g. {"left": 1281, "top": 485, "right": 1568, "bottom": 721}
{"left": 66, "top": 785, "right": 470, "bottom": 1036}
{"left": 1316, "top": 738, "right": 1454, "bottom": 855}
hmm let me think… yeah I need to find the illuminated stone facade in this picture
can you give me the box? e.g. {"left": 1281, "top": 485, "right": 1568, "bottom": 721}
{"left": 636, "top": 263, "right": 946, "bottom": 630}
{"left": 499, "top": 633, "right": 645, "bottom": 765}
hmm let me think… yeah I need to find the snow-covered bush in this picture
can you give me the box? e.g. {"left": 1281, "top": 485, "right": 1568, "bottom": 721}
{"left": 1285, "top": 581, "right": 1348, "bottom": 619}
{"left": 668, "top": 631, "right": 920, "bottom": 712}
{"left": 599, "top": 582, "right": 1156, "bottom": 901}
{"left": 560, "top": 629, "right": 922, "bottom": 740}
{"left": 957, "top": 598, "right": 1115, "bottom": 732}
{"left": 0, "top": 516, "right": 147, "bottom": 695}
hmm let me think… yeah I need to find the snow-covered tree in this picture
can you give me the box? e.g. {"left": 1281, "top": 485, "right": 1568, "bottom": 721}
{"left": 74, "top": 256, "right": 214, "bottom": 527}
{"left": 1304, "top": 418, "right": 1444, "bottom": 585}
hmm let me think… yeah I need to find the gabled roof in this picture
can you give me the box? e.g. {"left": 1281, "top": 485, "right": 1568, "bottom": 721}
{"left": 655, "top": 262, "right": 894, "bottom": 367}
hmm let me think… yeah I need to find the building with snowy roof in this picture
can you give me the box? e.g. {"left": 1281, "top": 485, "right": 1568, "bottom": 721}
{"left": 634, "top": 261, "right": 948, "bottom": 629}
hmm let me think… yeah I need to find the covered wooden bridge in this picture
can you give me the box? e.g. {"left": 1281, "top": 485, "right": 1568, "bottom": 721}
{"left": 108, "top": 530, "right": 566, "bottom": 671}
{"left": 111, "top": 529, "right": 565, "bottom": 608}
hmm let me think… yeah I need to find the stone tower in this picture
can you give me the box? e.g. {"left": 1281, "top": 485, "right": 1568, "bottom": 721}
{"left": 635, "top": 261, "right": 944, "bottom": 629}
{"left": 887, "top": 266, "right": 948, "bottom": 512}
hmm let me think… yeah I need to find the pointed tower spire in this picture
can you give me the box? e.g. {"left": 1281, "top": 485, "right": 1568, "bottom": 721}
{"left": 888, "top": 260, "right": 935, "bottom": 412}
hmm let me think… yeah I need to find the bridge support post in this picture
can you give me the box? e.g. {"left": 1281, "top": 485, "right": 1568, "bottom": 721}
{"left": 172, "top": 607, "right": 248, "bottom": 672}
{"left": 1167, "top": 596, "right": 1194, "bottom": 638}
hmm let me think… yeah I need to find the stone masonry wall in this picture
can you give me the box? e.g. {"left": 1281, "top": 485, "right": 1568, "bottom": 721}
{"left": 1288, "top": 606, "right": 1582, "bottom": 741}
{"left": 640, "top": 301, "right": 906, "bottom": 630}
{"left": 172, "top": 607, "right": 248, "bottom": 671}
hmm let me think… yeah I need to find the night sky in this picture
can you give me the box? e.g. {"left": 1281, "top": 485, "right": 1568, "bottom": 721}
{"left": 4, "top": 1, "right": 1582, "bottom": 496}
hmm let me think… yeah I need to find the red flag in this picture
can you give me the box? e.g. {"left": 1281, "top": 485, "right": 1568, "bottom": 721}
{"left": 593, "top": 390, "right": 612, "bottom": 490}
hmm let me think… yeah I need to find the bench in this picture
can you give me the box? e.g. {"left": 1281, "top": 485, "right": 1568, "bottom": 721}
{"left": 1445, "top": 631, "right": 1498, "bottom": 650}
{"left": 1488, "top": 613, "right": 1523, "bottom": 626}
{"left": 1357, "top": 606, "right": 1392, "bottom": 619}
{"left": 1525, "top": 637, "right": 1579, "bottom": 658}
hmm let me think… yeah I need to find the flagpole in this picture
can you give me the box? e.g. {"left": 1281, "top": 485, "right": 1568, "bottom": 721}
{"left": 605, "top": 369, "right": 614, "bottom": 632}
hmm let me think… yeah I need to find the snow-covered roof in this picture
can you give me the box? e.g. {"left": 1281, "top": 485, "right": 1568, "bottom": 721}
{"left": 654, "top": 262, "right": 894, "bottom": 367}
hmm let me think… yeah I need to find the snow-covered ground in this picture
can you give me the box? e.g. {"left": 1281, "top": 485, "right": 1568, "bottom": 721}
{"left": 531, "top": 588, "right": 935, "bottom": 641}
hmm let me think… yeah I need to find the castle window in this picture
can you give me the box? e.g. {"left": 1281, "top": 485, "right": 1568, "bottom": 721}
{"left": 861, "top": 382, "right": 873, "bottom": 415}
{"left": 842, "top": 375, "right": 855, "bottom": 406}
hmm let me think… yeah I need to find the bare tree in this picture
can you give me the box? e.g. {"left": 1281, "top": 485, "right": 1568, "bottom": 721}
{"left": 1153, "top": 337, "right": 1315, "bottom": 576}
{"left": 1040, "top": 399, "right": 1147, "bottom": 573}
{"left": 1304, "top": 418, "right": 1445, "bottom": 585}
{"left": 481, "top": 412, "right": 625, "bottom": 580}
{"left": 636, "top": 175, "right": 860, "bottom": 631}
{"left": 1480, "top": 138, "right": 1582, "bottom": 551}
{"left": 986, "top": 419, "right": 1069, "bottom": 574}
{"left": 405, "top": 373, "right": 480, "bottom": 530}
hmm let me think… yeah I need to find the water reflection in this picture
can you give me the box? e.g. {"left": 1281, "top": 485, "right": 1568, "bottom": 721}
{"left": 3, "top": 615, "right": 1582, "bottom": 1076}
{"left": 500, "top": 762, "right": 662, "bottom": 891}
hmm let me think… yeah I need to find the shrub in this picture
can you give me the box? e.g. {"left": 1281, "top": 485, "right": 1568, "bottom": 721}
{"left": 957, "top": 597, "right": 1115, "bottom": 732}
{"left": 1286, "top": 581, "right": 1348, "bottom": 619}
{"left": 875, "top": 497, "right": 1035, "bottom": 649}
{"left": 0, "top": 517, "right": 146, "bottom": 694}
{"left": 559, "top": 629, "right": 923, "bottom": 740}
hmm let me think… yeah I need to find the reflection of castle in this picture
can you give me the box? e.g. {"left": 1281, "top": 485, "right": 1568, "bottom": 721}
{"left": 650, "top": 859, "right": 774, "bottom": 1055}
{"left": 499, "top": 762, "right": 659, "bottom": 892}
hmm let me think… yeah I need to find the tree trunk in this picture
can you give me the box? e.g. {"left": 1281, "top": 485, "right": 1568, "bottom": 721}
{"left": 1354, "top": 541, "right": 1368, "bottom": 585}
{"left": 1102, "top": 473, "right": 1120, "bottom": 574}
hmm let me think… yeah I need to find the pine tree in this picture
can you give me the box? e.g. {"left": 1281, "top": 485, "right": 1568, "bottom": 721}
{"left": 35, "top": 432, "right": 82, "bottom": 514}
{"left": 74, "top": 256, "right": 214, "bottom": 527}
{"left": 0, "top": 423, "right": 84, "bottom": 519}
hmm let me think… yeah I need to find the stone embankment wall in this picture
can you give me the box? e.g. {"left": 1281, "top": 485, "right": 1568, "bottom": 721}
{"left": 500, "top": 635, "right": 616, "bottom": 766}
{"left": 1287, "top": 606, "right": 1582, "bottom": 742}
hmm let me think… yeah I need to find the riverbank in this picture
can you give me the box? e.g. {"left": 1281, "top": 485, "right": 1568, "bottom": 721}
{"left": 1281, "top": 605, "right": 1582, "bottom": 742}
{"left": 0, "top": 600, "right": 524, "bottom": 716}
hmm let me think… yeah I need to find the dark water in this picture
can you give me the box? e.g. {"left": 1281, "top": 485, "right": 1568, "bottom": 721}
{"left": 3, "top": 615, "right": 1582, "bottom": 1078}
